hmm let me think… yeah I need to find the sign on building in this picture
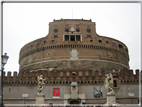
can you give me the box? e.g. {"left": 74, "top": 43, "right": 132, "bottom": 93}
{"left": 94, "top": 87, "right": 103, "bottom": 98}
{"left": 53, "top": 88, "right": 60, "bottom": 98}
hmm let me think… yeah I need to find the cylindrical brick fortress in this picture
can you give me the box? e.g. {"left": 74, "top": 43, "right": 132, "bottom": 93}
{"left": 19, "top": 19, "right": 129, "bottom": 73}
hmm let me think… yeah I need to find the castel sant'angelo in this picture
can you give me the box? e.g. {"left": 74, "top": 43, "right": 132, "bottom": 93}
{"left": 3, "top": 19, "right": 141, "bottom": 105}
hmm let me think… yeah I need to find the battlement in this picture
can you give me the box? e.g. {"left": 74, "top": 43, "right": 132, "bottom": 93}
{"left": 53, "top": 18, "right": 92, "bottom": 22}
{"left": 3, "top": 69, "right": 140, "bottom": 86}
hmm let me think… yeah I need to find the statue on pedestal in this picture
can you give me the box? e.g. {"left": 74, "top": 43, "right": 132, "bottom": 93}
{"left": 104, "top": 73, "right": 114, "bottom": 94}
{"left": 37, "top": 74, "right": 45, "bottom": 95}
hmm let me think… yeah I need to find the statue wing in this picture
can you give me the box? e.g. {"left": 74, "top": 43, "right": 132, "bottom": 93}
{"left": 109, "top": 73, "right": 113, "bottom": 84}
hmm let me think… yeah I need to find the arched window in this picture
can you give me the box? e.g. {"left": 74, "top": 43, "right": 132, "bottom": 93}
{"left": 113, "top": 80, "right": 117, "bottom": 87}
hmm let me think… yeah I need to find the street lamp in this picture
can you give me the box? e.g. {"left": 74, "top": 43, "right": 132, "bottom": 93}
{"left": 2, "top": 53, "right": 9, "bottom": 68}
{"left": 0, "top": 53, "right": 9, "bottom": 106}
{"left": 22, "top": 94, "right": 29, "bottom": 107}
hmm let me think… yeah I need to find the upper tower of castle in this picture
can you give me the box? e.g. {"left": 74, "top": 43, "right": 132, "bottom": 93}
{"left": 19, "top": 19, "right": 129, "bottom": 73}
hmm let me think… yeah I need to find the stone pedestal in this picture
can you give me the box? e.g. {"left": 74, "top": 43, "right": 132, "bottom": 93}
{"left": 35, "top": 94, "right": 45, "bottom": 104}
{"left": 106, "top": 93, "right": 116, "bottom": 104}
{"left": 104, "top": 93, "right": 119, "bottom": 106}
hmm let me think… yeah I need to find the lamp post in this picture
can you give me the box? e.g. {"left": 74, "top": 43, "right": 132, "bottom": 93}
{"left": 0, "top": 53, "right": 9, "bottom": 106}
{"left": 128, "top": 93, "right": 134, "bottom": 104}
{"left": 22, "top": 94, "right": 29, "bottom": 107}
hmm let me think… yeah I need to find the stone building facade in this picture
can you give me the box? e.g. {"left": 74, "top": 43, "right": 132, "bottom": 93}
{"left": 3, "top": 19, "right": 140, "bottom": 105}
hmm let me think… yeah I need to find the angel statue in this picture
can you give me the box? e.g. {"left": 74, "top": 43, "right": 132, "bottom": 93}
{"left": 104, "top": 73, "right": 114, "bottom": 94}
{"left": 37, "top": 74, "right": 45, "bottom": 94}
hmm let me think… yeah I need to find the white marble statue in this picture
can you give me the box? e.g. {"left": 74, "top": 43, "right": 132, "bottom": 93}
{"left": 37, "top": 74, "right": 45, "bottom": 94}
{"left": 104, "top": 73, "right": 114, "bottom": 94}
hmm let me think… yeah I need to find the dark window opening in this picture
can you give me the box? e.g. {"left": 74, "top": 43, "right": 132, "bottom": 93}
{"left": 76, "top": 35, "right": 81, "bottom": 41}
{"left": 76, "top": 25, "right": 80, "bottom": 31}
{"left": 72, "top": 72, "right": 76, "bottom": 76}
{"left": 99, "top": 40, "right": 102, "bottom": 43}
{"left": 90, "top": 40, "right": 93, "bottom": 42}
{"left": 37, "top": 43, "right": 39, "bottom": 46}
{"left": 65, "top": 35, "right": 69, "bottom": 41}
{"left": 54, "top": 26, "right": 58, "bottom": 32}
{"left": 44, "top": 41, "right": 46, "bottom": 43}
{"left": 52, "top": 40, "right": 54, "bottom": 42}
{"left": 31, "top": 45, "right": 33, "bottom": 47}
{"left": 65, "top": 25, "right": 69, "bottom": 32}
{"left": 87, "top": 26, "right": 91, "bottom": 31}
{"left": 126, "top": 49, "right": 128, "bottom": 52}
{"left": 118, "top": 44, "right": 123, "bottom": 48}
{"left": 114, "top": 80, "right": 117, "bottom": 87}
{"left": 71, "top": 35, "right": 75, "bottom": 41}
{"left": 87, "top": 33, "right": 91, "bottom": 37}
{"left": 106, "top": 41, "right": 109, "bottom": 44}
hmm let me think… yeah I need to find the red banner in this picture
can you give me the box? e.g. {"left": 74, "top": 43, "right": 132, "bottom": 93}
{"left": 53, "top": 88, "right": 60, "bottom": 98}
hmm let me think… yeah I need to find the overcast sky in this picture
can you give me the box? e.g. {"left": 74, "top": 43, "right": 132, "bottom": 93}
{"left": 2, "top": 3, "right": 141, "bottom": 75}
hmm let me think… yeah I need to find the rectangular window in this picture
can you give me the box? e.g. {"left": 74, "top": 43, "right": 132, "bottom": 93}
{"left": 71, "top": 35, "right": 75, "bottom": 41}
{"left": 87, "top": 33, "right": 91, "bottom": 37}
{"left": 66, "top": 72, "right": 70, "bottom": 76}
{"left": 87, "top": 26, "right": 90, "bottom": 31}
{"left": 54, "top": 33, "right": 58, "bottom": 37}
{"left": 113, "top": 42, "right": 115, "bottom": 46}
{"left": 65, "top": 25, "right": 69, "bottom": 32}
{"left": 76, "top": 35, "right": 81, "bottom": 41}
{"left": 79, "top": 71, "right": 82, "bottom": 76}
{"left": 76, "top": 25, "right": 80, "bottom": 31}
{"left": 65, "top": 35, "right": 69, "bottom": 41}
{"left": 60, "top": 72, "right": 63, "bottom": 77}
{"left": 53, "top": 88, "right": 60, "bottom": 98}
{"left": 54, "top": 26, "right": 58, "bottom": 31}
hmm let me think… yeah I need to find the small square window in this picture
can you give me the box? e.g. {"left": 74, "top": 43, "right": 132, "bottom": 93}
{"left": 37, "top": 43, "right": 39, "bottom": 46}
{"left": 106, "top": 41, "right": 109, "bottom": 44}
{"left": 118, "top": 44, "right": 123, "bottom": 48}
{"left": 113, "top": 42, "right": 115, "bottom": 46}
{"left": 90, "top": 40, "right": 93, "bottom": 42}
{"left": 87, "top": 33, "right": 91, "bottom": 37}
{"left": 44, "top": 41, "right": 46, "bottom": 43}
{"left": 52, "top": 40, "right": 54, "bottom": 42}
